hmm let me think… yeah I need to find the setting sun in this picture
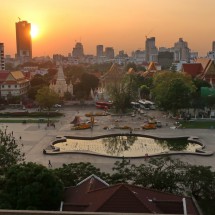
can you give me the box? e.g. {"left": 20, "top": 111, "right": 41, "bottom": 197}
{"left": 31, "top": 24, "right": 39, "bottom": 38}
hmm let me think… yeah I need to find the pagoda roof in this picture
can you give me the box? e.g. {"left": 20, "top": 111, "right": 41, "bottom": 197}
{"left": 11, "top": 71, "right": 25, "bottom": 80}
{"left": 100, "top": 63, "right": 124, "bottom": 82}
{"left": 127, "top": 67, "right": 136, "bottom": 75}
{"left": 148, "top": 62, "right": 157, "bottom": 71}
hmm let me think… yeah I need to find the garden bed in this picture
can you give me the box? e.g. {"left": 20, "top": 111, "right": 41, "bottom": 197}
{"left": 180, "top": 120, "right": 215, "bottom": 129}
{"left": 0, "top": 111, "right": 63, "bottom": 118}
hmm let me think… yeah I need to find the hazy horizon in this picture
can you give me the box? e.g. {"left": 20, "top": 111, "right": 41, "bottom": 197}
{"left": 1, "top": 0, "right": 215, "bottom": 57}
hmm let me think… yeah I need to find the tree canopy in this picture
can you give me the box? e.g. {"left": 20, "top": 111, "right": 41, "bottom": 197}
{"left": 107, "top": 74, "right": 139, "bottom": 113}
{"left": 0, "top": 162, "right": 63, "bottom": 210}
{"left": 28, "top": 74, "right": 49, "bottom": 100}
{"left": 36, "top": 86, "right": 60, "bottom": 110}
{"left": 53, "top": 162, "right": 110, "bottom": 187}
{"left": 74, "top": 73, "right": 99, "bottom": 99}
{"left": 152, "top": 71, "right": 196, "bottom": 113}
{"left": 0, "top": 128, "right": 24, "bottom": 173}
{"left": 0, "top": 157, "right": 214, "bottom": 214}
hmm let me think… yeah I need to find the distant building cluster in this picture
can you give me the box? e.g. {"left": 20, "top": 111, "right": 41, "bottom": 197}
{"left": 0, "top": 19, "right": 215, "bottom": 100}
{"left": 50, "top": 36, "right": 215, "bottom": 69}
{"left": 0, "top": 18, "right": 215, "bottom": 68}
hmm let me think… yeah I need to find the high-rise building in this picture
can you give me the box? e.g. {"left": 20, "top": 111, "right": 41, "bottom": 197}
{"left": 158, "top": 51, "right": 174, "bottom": 69}
{"left": 105, "top": 47, "right": 114, "bottom": 59}
{"left": 0, "top": 43, "right": 5, "bottom": 70}
{"left": 132, "top": 50, "right": 146, "bottom": 64}
{"left": 145, "top": 37, "right": 158, "bottom": 62}
{"left": 15, "top": 20, "right": 32, "bottom": 61}
{"left": 72, "top": 42, "right": 84, "bottom": 58}
{"left": 174, "top": 38, "right": 190, "bottom": 62}
{"left": 96, "top": 45, "right": 103, "bottom": 57}
{"left": 212, "top": 41, "right": 215, "bottom": 52}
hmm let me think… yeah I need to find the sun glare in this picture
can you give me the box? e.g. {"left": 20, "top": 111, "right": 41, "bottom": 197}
{"left": 31, "top": 24, "right": 39, "bottom": 38}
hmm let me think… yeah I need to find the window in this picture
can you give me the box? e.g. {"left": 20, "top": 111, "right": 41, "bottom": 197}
{"left": 2, "top": 85, "right": 4, "bottom": 88}
{"left": 8, "top": 85, "right": 11, "bottom": 88}
{"left": 15, "top": 85, "right": 17, "bottom": 88}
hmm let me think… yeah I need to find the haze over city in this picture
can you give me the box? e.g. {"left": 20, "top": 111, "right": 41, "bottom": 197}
{"left": 1, "top": 0, "right": 215, "bottom": 57}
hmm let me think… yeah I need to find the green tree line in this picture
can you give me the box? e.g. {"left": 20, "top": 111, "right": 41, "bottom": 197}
{"left": 0, "top": 127, "right": 214, "bottom": 214}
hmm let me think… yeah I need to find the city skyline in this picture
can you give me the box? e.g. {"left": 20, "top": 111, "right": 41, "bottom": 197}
{"left": 1, "top": 0, "right": 215, "bottom": 57}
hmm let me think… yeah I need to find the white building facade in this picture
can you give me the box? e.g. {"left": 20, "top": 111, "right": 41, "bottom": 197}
{"left": 0, "top": 71, "right": 30, "bottom": 98}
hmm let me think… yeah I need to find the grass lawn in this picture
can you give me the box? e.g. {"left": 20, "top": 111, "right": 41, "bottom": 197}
{"left": 180, "top": 120, "right": 215, "bottom": 129}
{"left": 0, "top": 119, "right": 58, "bottom": 123}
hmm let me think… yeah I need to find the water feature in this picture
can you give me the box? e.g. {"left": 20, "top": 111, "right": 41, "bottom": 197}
{"left": 48, "top": 135, "right": 203, "bottom": 158}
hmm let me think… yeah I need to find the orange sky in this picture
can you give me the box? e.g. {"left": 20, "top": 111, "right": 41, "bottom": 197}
{"left": 1, "top": 0, "right": 215, "bottom": 57}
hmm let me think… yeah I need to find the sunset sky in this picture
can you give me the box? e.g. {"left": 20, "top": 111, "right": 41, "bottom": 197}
{"left": 1, "top": 0, "right": 215, "bottom": 57}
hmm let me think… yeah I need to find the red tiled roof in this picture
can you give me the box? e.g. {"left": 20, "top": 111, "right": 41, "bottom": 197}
{"left": 62, "top": 175, "right": 200, "bottom": 214}
{"left": 0, "top": 71, "right": 9, "bottom": 83}
{"left": 63, "top": 174, "right": 109, "bottom": 205}
{"left": 2, "top": 81, "right": 17, "bottom": 84}
{"left": 182, "top": 63, "right": 203, "bottom": 77}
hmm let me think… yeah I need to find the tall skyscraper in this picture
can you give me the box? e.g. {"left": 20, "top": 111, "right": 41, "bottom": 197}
{"left": 16, "top": 20, "right": 32, "bottom": 61}
{"left": 0, "top": 43, "right": 5, "bottom": 70}
{"left": 105, "top": 47, "right": 114, "bottom": 59}
{"left": 72, "top": 42, "right": 84, "bottom": 58}
{"left": 96, "top": 45, "right": 103, "bottom": 57}
{"left": 158, "top": 51, "right": 174, "bottom": 69}
{"left": 212, "top": 41, "right": 215, "bottom": 52}
{"left": 145, "top": 37, "right": 158, "bottom": 62}
{"left": 174, "top": 38, "right": 190, "bottom": 62}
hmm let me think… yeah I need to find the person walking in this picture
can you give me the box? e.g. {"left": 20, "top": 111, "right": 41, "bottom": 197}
{"left": 48, "top": 160, "right": 52, "bottom": 168}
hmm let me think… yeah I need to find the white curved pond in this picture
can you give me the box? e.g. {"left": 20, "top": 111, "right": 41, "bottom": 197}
{"left": 53, "top": 136, "right": 201, "bottom": 157}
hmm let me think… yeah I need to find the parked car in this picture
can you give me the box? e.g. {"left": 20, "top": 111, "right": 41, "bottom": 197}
{"left": 156, "top": 121, "right": 162, "bottom": 128}
{"left": 54, "top": 104, "right": 62, "bottom": 108}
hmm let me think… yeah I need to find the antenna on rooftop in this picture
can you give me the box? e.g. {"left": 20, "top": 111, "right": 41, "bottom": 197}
{"left": 145, "top": 29, "right": 154, "bottom": 40}
{"left": 18, "top": 17, "right": 21, "bottom": 22}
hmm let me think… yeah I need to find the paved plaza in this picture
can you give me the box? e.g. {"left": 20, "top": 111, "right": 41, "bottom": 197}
{"left": 2, "top": 106, "right": 215, "bottom": 172}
